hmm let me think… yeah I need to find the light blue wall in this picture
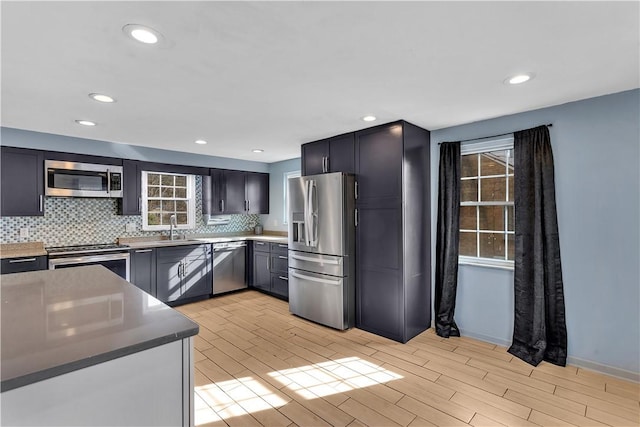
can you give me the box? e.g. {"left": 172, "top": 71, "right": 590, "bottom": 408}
{"left": 0, "top": 127, "right": 268, "bottom": 172}
{"left": 261, "top": 157, "right": 301, "bottom": 232}
{"left": 431, "top": 89, "right": 640, "bottom": 378}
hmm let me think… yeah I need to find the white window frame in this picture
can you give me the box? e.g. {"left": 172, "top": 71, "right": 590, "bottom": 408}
{"left": 283, "top": 170, "right": 301, "bottom": 225}
{"left": 141, "top": 171, "right": 196, "bottom": 231}
{"left": 459, "top": 136, "right": 515, "bottom": 270}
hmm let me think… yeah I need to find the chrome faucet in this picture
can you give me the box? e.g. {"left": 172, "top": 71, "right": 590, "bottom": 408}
{"left": 170, "top": 214, "right": 177, "bottom": 240}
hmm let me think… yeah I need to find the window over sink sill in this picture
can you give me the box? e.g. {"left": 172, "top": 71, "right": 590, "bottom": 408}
{"left": 141, "top": 171, "right": 196, "bottom": 231}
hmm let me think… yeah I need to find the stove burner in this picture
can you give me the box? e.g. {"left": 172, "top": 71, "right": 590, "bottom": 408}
{"left": 46, "top": 243, "right": 130, "bottom": 256}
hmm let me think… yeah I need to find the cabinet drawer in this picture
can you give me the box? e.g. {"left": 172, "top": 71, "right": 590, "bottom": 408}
{"left": 253, "top": 241, "right": 270, "bottom": 253}
{"left": 1, "top": 255, "right": 47, "bottom": 274}
{"left": 271, "top": 273, "right": 289, "bottom": 298}
{"left": 270, "top": 242, "right": 288, "bottom": 255}
{"left": 156, "top": 244, "right": 209, "bottom": 261}
{"left": 270, "top": 254, "right": 288, "bottom": 273}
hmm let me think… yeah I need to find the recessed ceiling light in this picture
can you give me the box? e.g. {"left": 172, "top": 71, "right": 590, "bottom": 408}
{"left": 123, "top": 24, "right": 162, "bottom": 45}
{"left": 194, "top": 139, "right": 207, "bottom": 145}
{"left": 252, "top": 149, "right": 264, "bottom": 153}
{"left": 75, "top": 120, "right": 96, "bottom": 126}
{"left": 89, "top": 93, "right": 115, "bottom": 103}
{"left": 362, "top": 115, "right": 377, "bottom": 122}
{"left": 505, "top": 73, "right": 535, "bottom": 85}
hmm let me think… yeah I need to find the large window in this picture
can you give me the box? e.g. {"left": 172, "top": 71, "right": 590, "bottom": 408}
{"left": 141, "top": 171, "right": 195, "bottom": 230}
{"left": 283, "top": 170, "right": 301, "bottom": 225}
{"left": 459, "top": 138, "right": 514, "bottom": 268}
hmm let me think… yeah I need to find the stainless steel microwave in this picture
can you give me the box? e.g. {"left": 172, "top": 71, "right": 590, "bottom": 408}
{"left": 45, "top": 160, "right": 123, "bottom": 198}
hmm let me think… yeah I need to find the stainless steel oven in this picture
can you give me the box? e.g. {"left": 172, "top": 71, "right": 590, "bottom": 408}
{"left": 47, "top": 244, "right": 130, "bottom": 281}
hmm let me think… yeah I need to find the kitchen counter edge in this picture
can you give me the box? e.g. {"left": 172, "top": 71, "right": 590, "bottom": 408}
{"left": 125, "top": 235, "right": 288, "bottom": 249}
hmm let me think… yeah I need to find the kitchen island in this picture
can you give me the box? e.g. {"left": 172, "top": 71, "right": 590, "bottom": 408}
{"left": 1, "top": 265, "right": 199, "bottom": 426}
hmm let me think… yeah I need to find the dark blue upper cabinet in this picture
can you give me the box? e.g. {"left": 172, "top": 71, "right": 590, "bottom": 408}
{"left": 203, "top": 169, "right": 269, "bottom": 216}
{"left": 118, "top": 159, "right": 142, "bottom": 215}
{"left": 302, "top": 139, "right": 329, "bottom": 176}
{"left": 301, "top": 133, "right": 355, "bottom": 176}
{"left": 246, "top": 172, "right": 269, "bottom": 214}
{"left": 0, "top": 147, "right": 44, "bottom": 217}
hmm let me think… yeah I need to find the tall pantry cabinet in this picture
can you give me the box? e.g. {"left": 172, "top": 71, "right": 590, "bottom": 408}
{"left": 300, "top": 120, "right": 431, "bottom": 343}
{"left": 355, "top": 121, "right": 431, "bottom": 343}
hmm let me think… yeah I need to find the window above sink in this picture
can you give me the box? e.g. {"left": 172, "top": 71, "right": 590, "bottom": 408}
{"left": 141, "top": 171, "right": 195, "bottom": 231}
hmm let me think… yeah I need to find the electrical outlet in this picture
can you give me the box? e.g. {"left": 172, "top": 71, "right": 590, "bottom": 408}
{"left": 125, "top": 223, "right": 136, "bottom": 233}
{"left": 19, "top": 227, "right": 30, "bottom": 238}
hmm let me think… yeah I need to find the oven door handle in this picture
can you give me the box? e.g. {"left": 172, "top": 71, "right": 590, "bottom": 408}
{"left": 48, "top": 252, "right": 130, "bottom": 268}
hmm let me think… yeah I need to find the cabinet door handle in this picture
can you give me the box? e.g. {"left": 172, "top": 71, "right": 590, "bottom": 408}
{"left": 325, "top": 156, "right": 329, "bottom": 173}
{"left": 355, "top": 182, "right": 358, "bottom": 200}
{"left": 247, "top": 199, "right": 251, "bottom": 212}
{"left": 278, "top": 255, "right": 287, "bottom": 259}
{"left": 220, "top": 199, "right": 224, "bottom": 212}
{"left": 39, "top": 195, "right": 44, "bottom": 212}
{"left": 267, "top": 257, "right": 270, "bottom": 271}
{"left": 9, "top": 258, "right": 36, "bottom": 263}
{"left": 278, "top": 244, "right": 287, "bottom": 248}
{"left": 135, "top": 249, "right": 153, "bottom": 253}
{"left": 355, "top": 208, "right": 358, "bottom": 227}
{"left": 279, "top": 276, "right": 289, "bottom": 281}
{"left": 138, "top": 196, "right": 142, "bottom": 212}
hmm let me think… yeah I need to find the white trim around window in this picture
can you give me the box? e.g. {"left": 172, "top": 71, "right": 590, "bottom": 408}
{"left": 459, "top": 135, "right": 515, "bottom": 270}
{"left": 141, "top": 171, "right": 196, "bottom": 231}
{"left": 283, "top": 170, "right": 301, "bottom": 225}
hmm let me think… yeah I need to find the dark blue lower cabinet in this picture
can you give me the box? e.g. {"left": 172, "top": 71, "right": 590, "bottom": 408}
{"left": 251, "top": 241, "right": 288, "bottom": 299}
{"left": 0, "top": 256, "right": 47, "bottom": 275}
{"left": 252, "top": 251, "right": 271, "bottom": 291}
{"left": 130, "top": 248, "right": 156, "bottom": 295}
{"left": 156, "top": 245, "right": 212, "bottom": 304}
{"left": 270, "top": 273, "right": 289, "bottom": 299}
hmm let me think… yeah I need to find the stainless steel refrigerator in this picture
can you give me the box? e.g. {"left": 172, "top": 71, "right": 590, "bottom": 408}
{"left": 288, "top": 172, "right": 356, "bottom": 330}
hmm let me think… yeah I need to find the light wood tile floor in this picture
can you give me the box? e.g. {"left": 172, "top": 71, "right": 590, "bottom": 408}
{"left": 176, "top": 291, "right": 640, "bottom": 427}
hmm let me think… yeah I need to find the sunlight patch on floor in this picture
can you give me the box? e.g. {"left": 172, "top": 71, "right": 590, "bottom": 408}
{"left": 194, "top": 357, "right": 402, "bottom": 424}
{"left": 194, "top": 376, "right": 288, "bottom": 425}
{"left": 268, "top": 356, "right": 403, "bottom": 399}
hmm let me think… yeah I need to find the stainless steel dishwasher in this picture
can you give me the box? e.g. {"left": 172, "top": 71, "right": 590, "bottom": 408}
{"left": 212, "top": 241, "right": 247, "bottom": 295}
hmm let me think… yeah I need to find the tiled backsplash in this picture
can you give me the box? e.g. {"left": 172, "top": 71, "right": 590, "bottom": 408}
{"left": 0, "top": 176, "right": 260, "bottom": 246}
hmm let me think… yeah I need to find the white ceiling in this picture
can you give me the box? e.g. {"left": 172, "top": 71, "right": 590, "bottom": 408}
{"left": 2, "top": 1, "right": 638, "bottom": 163}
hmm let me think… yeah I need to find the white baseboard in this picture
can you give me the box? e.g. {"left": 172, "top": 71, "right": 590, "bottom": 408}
{"left": 428, "top": 322, "right": 639, "bottom": 383}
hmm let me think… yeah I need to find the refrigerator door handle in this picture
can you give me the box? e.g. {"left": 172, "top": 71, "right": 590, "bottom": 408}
{"left": 290, "top": 253, "right": 340, "bottom": 265}
{"left": 308, "top": 180, "right": 318, "bottom": 247}
{"left": 304, "top": 180, "right": 311, "bottom": 246}
{"left": 290, "top": 271, "right": 341, "bottom": 286}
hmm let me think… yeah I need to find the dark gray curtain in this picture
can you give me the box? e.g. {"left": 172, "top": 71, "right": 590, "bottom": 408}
{"left": 508, "top": 125, "right": 567, "bottom": 366}
{"left": 435, "top": 141, "right": 461, "bottom": 338}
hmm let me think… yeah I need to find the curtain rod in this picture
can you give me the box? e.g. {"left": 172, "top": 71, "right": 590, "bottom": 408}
{"left": 438, "top": 123, "right": 553, "bottom": 145}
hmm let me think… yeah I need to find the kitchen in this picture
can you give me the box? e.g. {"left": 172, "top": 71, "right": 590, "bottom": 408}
{"left": 1, "top": 2, "right": 639, "bottom": 427}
